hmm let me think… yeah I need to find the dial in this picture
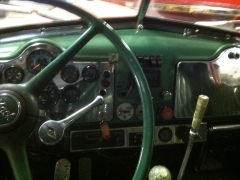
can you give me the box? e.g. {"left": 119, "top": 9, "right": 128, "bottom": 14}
{"left": 158, "top": 127, "right": 173, "bottom": 143}
{"left": 61, "top": 65, "right": 80, "bottom": 83}
{"left": 38, "top": 83, "right": 59, "bottom": 109}
{"left": 116, "top": 103, "right": 134, "bottom": 121}
{"left": 82, "top": 65, "right": 100, "bottom": 82}
{"left": 4, "top": 66, "right": 24, "bottom": 84}
{"left": 27, "top": 49, "right": 55, "bottom": 74}
{"left": 61, "top": 85, "right": 80, "bottom": 103}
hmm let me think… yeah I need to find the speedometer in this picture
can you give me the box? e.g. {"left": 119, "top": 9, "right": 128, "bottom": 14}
{"left": 27, "top": 49, "right": 55, "bottom": 74}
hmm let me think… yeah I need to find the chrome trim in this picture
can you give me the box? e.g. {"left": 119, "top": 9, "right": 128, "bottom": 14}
{"left": 174, "top": 46, "right": 240, "bottom": 118}
{"left": 1, "top": 42, "right": 61, "bottom": 83}
{"left": 209, "top": 124, "right": 240, "bottom": 131}
{"left": 70, "top": 123, "right": 207, "bottom": 152}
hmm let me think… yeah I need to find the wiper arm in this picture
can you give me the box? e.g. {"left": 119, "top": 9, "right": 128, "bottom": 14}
{"left": 0, "top": 3, "right": 64, "bottom": 21}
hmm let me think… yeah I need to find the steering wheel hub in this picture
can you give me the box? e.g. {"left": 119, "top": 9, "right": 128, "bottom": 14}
{"left": 0, "top": 90, "right": 26, "bottom": 132}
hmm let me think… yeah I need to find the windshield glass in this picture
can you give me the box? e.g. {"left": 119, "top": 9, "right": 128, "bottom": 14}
{"left": 1, "top": 0, "right": 240, "bottom": 33}
{"left": 147, "top": 0, "right": 240, "bottom": 32}
{"left": 0, "top": 0, "right": 139, "bottom": 28}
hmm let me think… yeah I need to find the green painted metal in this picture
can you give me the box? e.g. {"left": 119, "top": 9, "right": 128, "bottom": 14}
{"left": 0, "top": 38, "right": 64, "bottom": 59}
{"left": 0, "top": 0, "right": 155, "bottom": 180}
{"left": 0, "top": 115, "right": 38, "bottom": 180}
{"left": 100, "top": 22, "right": 154, "bottom": 180}
{"left": 0, "top": 1, "right": 236, "bottom": 179}
{"left": 137, "top": 0, "right": 151, "bottom": 25}
{"left": 0, "top": 30, "right": 230, "bottom": 61}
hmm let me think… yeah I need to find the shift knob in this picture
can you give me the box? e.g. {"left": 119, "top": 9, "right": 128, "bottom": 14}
{"left": 192, "top": 95, "right": 209, "bottom": 131}
{"left": 148, "top": 165, "right": 171, "bottom": 180}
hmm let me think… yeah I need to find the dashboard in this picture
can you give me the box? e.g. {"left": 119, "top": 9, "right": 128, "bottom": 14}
{"left": 1, "top": 24, "right": 240, "bottom": 154}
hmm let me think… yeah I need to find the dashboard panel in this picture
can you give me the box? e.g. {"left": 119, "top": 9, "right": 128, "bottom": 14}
{"left": 0, "top": 26, "right": 238, "bottom": 153}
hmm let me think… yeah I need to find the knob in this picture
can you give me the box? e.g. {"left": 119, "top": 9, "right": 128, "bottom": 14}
{"left": 228, "top": 52, "right": 240, "bottom": 59}
{"left": 162, "top": 91, "right": 172, "bottom": 100}
{"left": 149, "top": 165, "right": 172, "bottom": 180}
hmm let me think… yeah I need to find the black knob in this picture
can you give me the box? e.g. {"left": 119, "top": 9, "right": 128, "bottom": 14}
{"left": 228, "top": 52, "right": 240, "bottom": 59}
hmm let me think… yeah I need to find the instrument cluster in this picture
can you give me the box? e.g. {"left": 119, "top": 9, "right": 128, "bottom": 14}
{"left": 0, "top": 43, "right": 113, "bottom": 118}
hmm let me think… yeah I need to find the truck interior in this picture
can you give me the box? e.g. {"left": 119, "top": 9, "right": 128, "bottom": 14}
{"left": 0, "top": 0, "right": 240, "bottom": 179}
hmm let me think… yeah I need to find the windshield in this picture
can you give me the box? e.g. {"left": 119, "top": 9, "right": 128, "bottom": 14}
{"left": 1, "top": 0, "right": 240, "bottom": 33}
{"left": 147, "top": 0, "right": 240, "bottom": 32}
{"left": 0, "top": 0, "right": 139, "bottom": 28}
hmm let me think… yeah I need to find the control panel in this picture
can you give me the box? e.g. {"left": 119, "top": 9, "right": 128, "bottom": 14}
{"left": 130, "top": 55, "right": 162, "bottom": 87}
{"left": 70, "top": 123, "right": 207, "bottom": 152}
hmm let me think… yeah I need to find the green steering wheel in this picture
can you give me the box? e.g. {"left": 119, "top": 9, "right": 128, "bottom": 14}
{"left": 0, "top": 0, "right": 154, "bottom": 179}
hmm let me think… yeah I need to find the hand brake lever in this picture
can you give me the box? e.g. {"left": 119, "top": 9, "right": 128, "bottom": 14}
{"left": 38, "top": 96, "right": 104, "bottom": 145}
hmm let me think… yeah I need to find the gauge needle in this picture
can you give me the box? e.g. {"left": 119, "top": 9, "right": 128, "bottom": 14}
{"left": 33, "top": 64, "right": 41, "bottom": 70}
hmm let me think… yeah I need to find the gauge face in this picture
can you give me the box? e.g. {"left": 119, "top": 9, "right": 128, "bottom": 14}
{"left": 4, "top": 66, "right": 24, "bottom": 84}
{"left": 158, "top": 127, "right": 173, "bottom": 143}
{"left": 61, "top": 85, "right": 80, "bottom": 103}
{"left": 116, "top": 103, "right": 134, "bottom": 121}
{"left": 38, "top": 83, "right": 59, "bottom": 109}
{"left": 61, "top": 65, "right": 80, "bottom": 83}
{"left": 82, "top": 65, "right": 100, "bottom": 82}
{"left": 27, "top": 49, "right": 55, "bottom": 74}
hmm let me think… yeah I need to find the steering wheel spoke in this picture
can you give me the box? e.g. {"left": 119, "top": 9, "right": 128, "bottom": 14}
{"left": 26, "top": 24, "right": 99, "bottom": 94}
{"left": 4, "top": 143, "right": 32, "bottom": 180}
{"left": 0, "top": 115, "right": 37, "bottom": 180}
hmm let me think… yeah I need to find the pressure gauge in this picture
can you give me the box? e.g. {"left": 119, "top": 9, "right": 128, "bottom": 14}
{"left": 4, "top": 66, "right": 24, "bottom": 84}
{"left": 61, "top": 65, "right": 80, "bottom": 83}
{"left": 116, "top": 103, "right": 134, "bottom": 121}
{"left": 38, "top": 83, "right": 59, "bottom": 109}
{"left": 158, "top": 127, "right": 173, "bottom": 143}
{"left": 82, "top": 65, "right": 100, "bottom": 82}
{"left": 61, "top": 85, "right": 80, "bottom": 103}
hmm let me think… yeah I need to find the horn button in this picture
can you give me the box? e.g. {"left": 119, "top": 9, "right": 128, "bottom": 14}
{"left": 0, "top": 90, "right": 26, "bottom": 133}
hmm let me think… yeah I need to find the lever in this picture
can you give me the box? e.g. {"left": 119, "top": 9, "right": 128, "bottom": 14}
{"left": 38, "top": 96, "right": 104, "bottom": 145}
{"left": 148, "top": 165, "right": 172, "bottom": 180}
{"left": 177, "top": 95, "right": 209, "bottom": 180}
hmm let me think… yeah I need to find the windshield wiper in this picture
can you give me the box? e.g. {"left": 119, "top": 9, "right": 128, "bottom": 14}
{"left": 0, "top": 3, "right": 64, "bottom": 21}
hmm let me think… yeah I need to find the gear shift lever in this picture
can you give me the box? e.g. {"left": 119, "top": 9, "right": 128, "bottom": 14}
{"left": 177, "top": 95, "right": 209, "bottom": 180}
{"left": 38, "top": 96, "right": 104, "bottom": 145}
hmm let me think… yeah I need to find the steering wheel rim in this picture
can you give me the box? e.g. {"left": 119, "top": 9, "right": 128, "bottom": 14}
{"left": 0, "top": 1, "right": 154, "bottom": 179}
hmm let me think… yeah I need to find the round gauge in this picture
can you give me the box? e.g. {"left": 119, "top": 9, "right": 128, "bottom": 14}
{"left": 82, "top": 65, "right": 100, "bottom": 82}
{"left": 4, "top": 66, "right": 24, "bottom": 84}
{"left": 61, "top": 65, "right": 80, "bottom": 83}
{"left": 38, "top": 83, "right": 59, "bottom": 109}
{"left": 61, "top": 85, "right": 80, "bottom": 103}
{"left": 116, "top": 103, "right": 134, "bottom": 121}
{"left": 27, "top": 49, "right": 55, "bottom": 74}
{"left": 136, "top": 104, "right": 143, "bottom": 120}
{"left": 158, "top": 127, "right": 173, "bottom": 143}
